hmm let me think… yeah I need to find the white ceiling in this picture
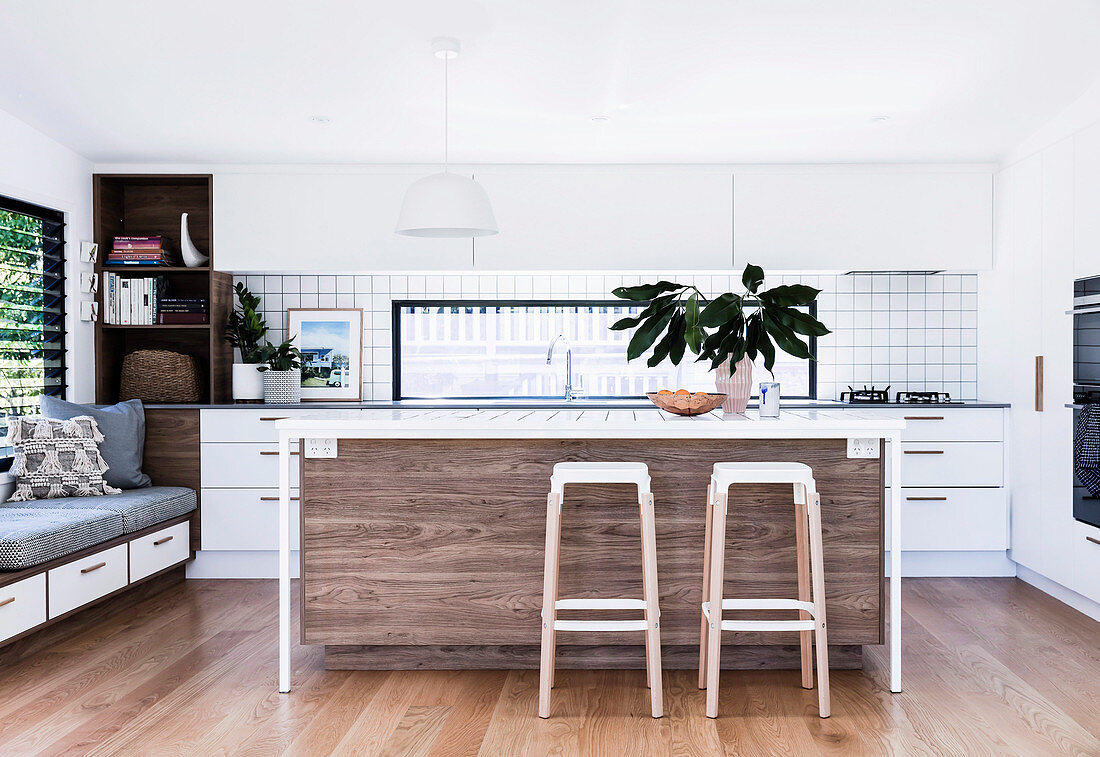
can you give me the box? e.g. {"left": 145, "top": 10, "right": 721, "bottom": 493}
{"left": 2, "top": 1, "right": 1100, "bottom": 164}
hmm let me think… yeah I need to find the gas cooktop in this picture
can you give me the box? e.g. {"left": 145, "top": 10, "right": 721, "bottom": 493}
{"left": 839, "top": 386, "right": 961, "bottom": 405}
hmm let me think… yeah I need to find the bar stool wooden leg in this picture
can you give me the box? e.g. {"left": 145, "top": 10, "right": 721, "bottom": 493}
{"left": 807, "top": 492, "right": 831, "bottom": 718}
{"left": 705, "top": 491, "right": 727, "bottom": 719}
{"left": 698, "top": 483, "right": 713, "bottom": 689}
{"left": 794, "top": 484, "right": 814, "bottom": 690}
{"left": 538, "top": 492, "right": 563, "bottom": 719}
{"left": 640, "top": 492, "right": 663, "bottom": 718}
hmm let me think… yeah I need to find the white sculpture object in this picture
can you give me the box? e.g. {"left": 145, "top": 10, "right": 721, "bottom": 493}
{"left": 180, "top": 212, "right": 209, "bottom": 267}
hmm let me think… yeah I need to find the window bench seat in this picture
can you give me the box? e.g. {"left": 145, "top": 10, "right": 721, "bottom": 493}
{"left": 0, "top": 487, "right": 196, "bottom": 654}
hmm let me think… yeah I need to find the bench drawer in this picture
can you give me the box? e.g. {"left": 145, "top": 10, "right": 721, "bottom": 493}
{"left": 201, "top": 443, "right": 301, "bottom": 488}
{"left": 0, "top": 573, "right": 46, "bottom": 642}
{"left": 885, "top": 442, "right": 1004, "bottom": 487}
{"left": 886, "top": 488, "right": 1008, "bottom": 551}
{"left": 130, "top": 521, "right": 191, "bottom": 581}
{"left": 200, "top": 409, "right": 315, "bottom": 443}
{"left": 201, "top": 489, "right": 301, "bottom": 551}
{"left": 48, "top": 544, "right": 127, "bottom": 618}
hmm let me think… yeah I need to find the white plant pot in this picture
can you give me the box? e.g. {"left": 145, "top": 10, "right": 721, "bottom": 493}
{"left": 262, "top": 368, "right": 302, "bottom": 405}
{"left": 715, "top": 356, "right": 753, "bottom": 414}
{"left": 232, "top": 363, "right": 265, "bottom": 401}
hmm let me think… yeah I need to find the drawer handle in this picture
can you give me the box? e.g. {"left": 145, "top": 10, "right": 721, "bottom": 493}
{"left": 260, "top": 417, "right": 287, "bottom": 422}
{"left": 80, "top": 562, "right": 107, "bottom": 574}
{"left": 906, "top": 496, "right": 947, "bottom": 501}
{"left": 0, "top": 596, "right": 15, "bottom": 608}
{"left": 1087, "top": 536, "right": 1100, "bottom": 547}
{"left": 259, "top": 450, "right": 299, "bottom": 456}
{"left": 153, "top": 535, "right": 174, "bottom": 546}
{"left": 903, "top": 416, "right": 944, "bottom": 421}
{"left": 259, "top": 496, "right": 301, "bottom": 501}
{"left": 904, "top": 450, "right": 945, "bottom": 455}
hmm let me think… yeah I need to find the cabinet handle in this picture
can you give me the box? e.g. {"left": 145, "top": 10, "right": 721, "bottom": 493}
{"left": 1087, "top": 536, "right": 1100, "bottom": 547}
{"left": 0, "top": 596, "right": 15, "bottom": 608}
{"left": 903, "top": 416, "right": 944, "bottom": 421}
{"left": 904, "top": 450, "right": 944, "bottom": 455}
{"left": 80, "top": 562, "right": 107, "bottom": 574}
{"left": 259, "top": 496, "right": 300, "bottom": 501}
{"left": 259, "top": 450, "right": 299, "bottom": 456}
{"left": 153, "top": 535, "right": 174, "bottom": 546}
{"left": 906, "top": 496, "right": 947, "bottom": 501}
{"left": 260, "top": 417, "right": 287, "bottom": 422}
{"left": 1035, "top": 356, "right": 1044, "bottom": 412}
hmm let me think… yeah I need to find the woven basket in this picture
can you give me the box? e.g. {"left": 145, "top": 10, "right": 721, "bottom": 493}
{"left": 120, "top": 349, "right": 203, "bottom": 403}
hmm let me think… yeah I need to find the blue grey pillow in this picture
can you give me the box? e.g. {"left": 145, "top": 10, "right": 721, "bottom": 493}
{"left": 39, "top": 396, "right": 151, "bottom": 489}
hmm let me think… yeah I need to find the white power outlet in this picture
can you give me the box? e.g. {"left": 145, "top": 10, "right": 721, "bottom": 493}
{"left": 305, "top": 438, "right": 337, "bottom": 458}
{"left": 847, "top": 438, "right": 880, "bottom": 458}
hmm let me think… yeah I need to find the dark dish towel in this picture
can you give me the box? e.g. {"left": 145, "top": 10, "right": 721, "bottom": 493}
{"left": 1074, "top": 404, "right": 1100, "bottom": 496}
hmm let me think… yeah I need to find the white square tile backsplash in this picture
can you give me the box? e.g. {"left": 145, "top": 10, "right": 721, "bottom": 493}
{"left": 235, "top": 271, "right": 980, "bottom": 402}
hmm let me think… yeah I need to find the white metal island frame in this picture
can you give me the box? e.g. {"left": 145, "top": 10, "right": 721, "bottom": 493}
{"left": 274, "top": 407, "right": 906, "bottom": 695}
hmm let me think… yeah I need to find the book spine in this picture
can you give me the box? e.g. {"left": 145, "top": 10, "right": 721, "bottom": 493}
{"left": 107, "top": 252, "right": 166, "bottom": 259}
{"left": 157, "top": 313, "right": 209, "bottom": 324}
{"left": 105, "top": 260, "right": 166, "bottom": 266}
{"left": 119, "top": 279, "right": 130, "bottom": 325}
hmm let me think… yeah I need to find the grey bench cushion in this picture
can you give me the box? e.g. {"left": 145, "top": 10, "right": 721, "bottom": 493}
{"left": 0, "top": 508, "right": 125, "bottom": 570}
{"left": 2, "top": 487, "right": 196, "bottom": 534}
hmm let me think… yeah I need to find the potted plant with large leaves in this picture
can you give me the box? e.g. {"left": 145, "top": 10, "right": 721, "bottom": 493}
{"left": 257, "top": 338, "right": 304, "bottom": 405}
{"left": 225, "top": 283, "right": 269, "bottom": 402}
{"left": 610, "top": 263, "right": 830, "bottom": 413}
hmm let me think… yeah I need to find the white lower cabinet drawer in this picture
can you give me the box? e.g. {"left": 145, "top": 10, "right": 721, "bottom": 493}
{"left": 886, "top": 487, "right": 1008, "bottom": 551}
{"left": 871, "top": 408, "right": 1004, "bottom": 442}
{"left": 48, "top": 544, "right": 128, "bottom": 618}
{"left": 200, "top": 409, "right": 316, "bottom": 443}
{"left": 885, "top": 442, "right": 1004, "bottom": 487}
{"left": 201, "top": 488, "right": 301, "bottom": 551}
{"left": 129, "top": 521, "right": 191, "bottom": 581}
{"left": 0, "top": 573, "right": 47, "bottom": 642}
{"left": 200, "top": 443, "right": 301, "bottom": 488}
{"left": 1073, "top": 521, "right": 1100, "bottom": 602}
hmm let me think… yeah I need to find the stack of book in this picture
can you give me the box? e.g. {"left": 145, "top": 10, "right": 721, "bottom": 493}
{"left": 107, "top": 236, "right": 170, "bottom": 266}
{"left": 102, "top": 274, "right": 163, "bottom": 325}
{"left": 156, "top": 297, "right": 208, "bottom": 325}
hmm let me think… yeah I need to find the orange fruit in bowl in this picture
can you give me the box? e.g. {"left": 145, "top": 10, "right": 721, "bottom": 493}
{"left": 674, "top": 389, "right": 690, "bottom": 395}
{"left": 657, "top": 389, "right": 673, "bottom": 395}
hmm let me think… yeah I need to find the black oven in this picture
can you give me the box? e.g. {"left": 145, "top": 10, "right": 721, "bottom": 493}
{"left": 1073, "top": 275, "right": 1100, "bottom": 528}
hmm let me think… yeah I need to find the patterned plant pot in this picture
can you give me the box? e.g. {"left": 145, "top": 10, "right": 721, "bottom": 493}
{"left": 715, "top": 356, "right": 753, "bottom": 414}
{"left": 262, "top": 368, "right": 301, "bottom": 405}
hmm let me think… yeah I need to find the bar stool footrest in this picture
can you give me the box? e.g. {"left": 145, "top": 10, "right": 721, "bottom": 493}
{"left": 701, "top": 598, "right": 816, "bottom": 620}
{"left": 555, "top": 598, "right": 648, "bottom": 611}
{"left": 553, "top": 619, "right": 650, "bottom": 632}
{"left": 719, "top": 619, "right": 817, "bottom": 632}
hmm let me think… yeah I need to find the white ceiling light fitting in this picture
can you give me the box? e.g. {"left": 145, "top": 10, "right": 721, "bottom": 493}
{"left": 396, "top": 36, "right": 498, "bottom": 240}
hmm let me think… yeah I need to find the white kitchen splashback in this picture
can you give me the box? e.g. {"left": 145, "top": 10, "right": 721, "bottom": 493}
{"left": 234, "top": 272, "right": 978, "bottom": 402}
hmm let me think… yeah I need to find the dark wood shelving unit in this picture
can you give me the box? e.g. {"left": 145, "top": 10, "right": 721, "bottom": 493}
{"left": 93, "top": 174, "right": 233, "bottom": 404}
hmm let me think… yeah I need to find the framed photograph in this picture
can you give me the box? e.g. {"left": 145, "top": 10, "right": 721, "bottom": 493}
{"left": 287, "top": 308, "right": 363, "bottom": 402}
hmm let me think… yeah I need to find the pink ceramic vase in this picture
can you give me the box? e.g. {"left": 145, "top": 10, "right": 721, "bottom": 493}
{"left": 715, "top": 355, "right": 753, "bottom": 414}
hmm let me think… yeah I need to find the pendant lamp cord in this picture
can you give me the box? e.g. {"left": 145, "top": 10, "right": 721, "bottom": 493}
{"left": 443, "top": 53, "right": 449, "bottom": 171}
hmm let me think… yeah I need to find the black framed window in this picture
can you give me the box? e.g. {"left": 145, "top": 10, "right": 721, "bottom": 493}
{"left": 392, "top": 299, "right": 817, "bottom": 401}
{"left": 1, "top": 195, "right": 67, "bottom": 467}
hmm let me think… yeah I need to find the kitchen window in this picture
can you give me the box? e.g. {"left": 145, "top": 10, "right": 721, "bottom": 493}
{"left": 0, "top": 195, "right": 67, "bottom": 467}
{"left": 392, "top": 300, "right": 816, "bottom": 400}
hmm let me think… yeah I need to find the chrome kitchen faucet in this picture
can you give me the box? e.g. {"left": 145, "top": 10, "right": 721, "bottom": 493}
{"left": 546, "top": 334, "right": 580, "bottom": 401}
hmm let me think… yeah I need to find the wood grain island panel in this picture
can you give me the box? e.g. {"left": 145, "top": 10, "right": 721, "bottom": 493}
{"left": 301, "top": 438, "right": 883, "bottom": 668}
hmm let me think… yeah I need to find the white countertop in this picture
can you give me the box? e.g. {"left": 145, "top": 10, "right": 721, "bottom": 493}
{"left": 274, "top": 407, "right": 906, "bottom": 439}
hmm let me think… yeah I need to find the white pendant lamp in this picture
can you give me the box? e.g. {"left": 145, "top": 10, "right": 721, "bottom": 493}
{"left": 396, "top": 37, "right": 498, "bottom": 238}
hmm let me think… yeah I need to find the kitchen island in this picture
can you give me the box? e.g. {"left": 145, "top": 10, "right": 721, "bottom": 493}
{"left": 274, "top": 408, "right": 906, "bottom": 695}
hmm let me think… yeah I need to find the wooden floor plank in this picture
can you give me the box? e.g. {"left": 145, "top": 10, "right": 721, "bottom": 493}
{"left": 0, "top": 578, "right": 1094, "bottom": 756}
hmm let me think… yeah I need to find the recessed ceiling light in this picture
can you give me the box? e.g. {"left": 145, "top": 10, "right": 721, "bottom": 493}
{"left": 591, "top": 115, "right": 610, "bottom": 123}
{"left": 311, "top": 116, "right": 332, "bottom": 124}
{"left": 870, "top": 115, "right": 891, "bottom": 123}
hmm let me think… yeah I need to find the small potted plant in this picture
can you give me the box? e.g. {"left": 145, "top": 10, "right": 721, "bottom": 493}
{"left": 257, "top": 338, "right": 304, "bottom": 405}
{"left": 225, "top": 283, "right": 268, "bottom": 402}
{"left": 611, "top": 263, "right": 830, "bottom": 413}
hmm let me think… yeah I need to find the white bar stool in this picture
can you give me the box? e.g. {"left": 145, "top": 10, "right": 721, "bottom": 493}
{"left": 539, "top": 462, "right": 663, "bottom": 719}
{"left": 698, "top": 462, "right": 830, "bottom": 719}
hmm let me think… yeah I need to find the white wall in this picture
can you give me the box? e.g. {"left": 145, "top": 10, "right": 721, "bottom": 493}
{"left": 0, "top": 107, "right": 94, "bottom": 403}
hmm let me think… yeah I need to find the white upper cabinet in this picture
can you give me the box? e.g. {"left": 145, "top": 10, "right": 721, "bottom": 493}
{"left": 732, "top": 170, "right": 994, "bottom": 271}
{"left": 213, "top": 172, "right": 471, "bottom": 271}
{"left": 1074, "top": 122, "right": 1100, "bottom": 280}
{"left": 471, "top": 169, "right": 734, "bottom": 270}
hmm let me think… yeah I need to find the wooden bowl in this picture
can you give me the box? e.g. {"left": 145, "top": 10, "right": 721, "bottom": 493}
{"left": 647, "top": 391, "right": 726, "bottom": 416}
